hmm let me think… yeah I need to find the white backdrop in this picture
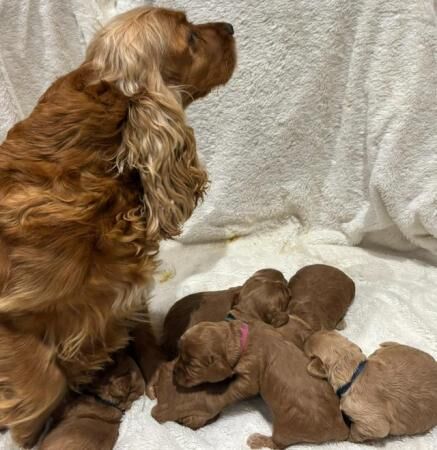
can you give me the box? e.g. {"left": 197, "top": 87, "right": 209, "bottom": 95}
{"left": 0, "top": 1, "right": 437, "bottom": 449}
{"left": 1, "top": 0, "right": 437, "bottom": 255}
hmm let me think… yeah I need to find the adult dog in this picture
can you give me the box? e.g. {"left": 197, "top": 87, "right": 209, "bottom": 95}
{"left": 0, "top": 6, "right": 235, "bottom": 447}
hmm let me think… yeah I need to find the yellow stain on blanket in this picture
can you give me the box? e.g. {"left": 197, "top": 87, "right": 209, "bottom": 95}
{"left": 159, "top": 269, "right": 176, "bottom": 283}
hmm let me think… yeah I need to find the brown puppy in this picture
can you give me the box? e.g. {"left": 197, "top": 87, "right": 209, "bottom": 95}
{"left": 305, "top": 331, "right": 437, "bottom": 442}
{"left": 288, "top": 264, "right": 355, "bottom": 330}
{"left": 150, "top": 360, "right": 228, "bottom": 429}
{"left": 39, "top": 355, "right": 145, "bottom": 450}
{"left": 277, "top": 314, "right": 313, "bottom": 350}
{"left": 0, "top": 7, "right": 235, "bottom": 446}
{"left": 230, "top": 269, "right": 290, "bottom": 327}
{"left": 174, "top": 320, "right": 349, "bottom": 448}
{"left": 162, "top": 287, "right": 241, "bottom": 359}
{"left": 162, "top": 269, "right": 290, "bottom": 359}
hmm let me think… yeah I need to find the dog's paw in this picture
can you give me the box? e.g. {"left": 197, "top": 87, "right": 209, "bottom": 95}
{"left": 247, "top": 433, "right": 278, "bottom": 449}
{"left": 151, "top": 404, "right": 167, "bottom": 423}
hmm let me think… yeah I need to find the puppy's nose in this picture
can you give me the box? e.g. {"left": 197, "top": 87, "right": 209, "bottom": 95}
{"left": 222, "top": 22, "right": 234, "bottom": 36}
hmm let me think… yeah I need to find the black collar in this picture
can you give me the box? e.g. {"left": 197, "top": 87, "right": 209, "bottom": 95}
{"left": 85, "top": 391, "right": 124, "bottom": 413}
{"left": 336, "top": 360, "right": 367, "bottom": 398}
{"left": 225, "top": 312, "right": 236, "bottom": 321}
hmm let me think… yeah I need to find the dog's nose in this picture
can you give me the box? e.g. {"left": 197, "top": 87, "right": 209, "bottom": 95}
{"left": 222, "top": 22, "right": 234, "bottom": 36}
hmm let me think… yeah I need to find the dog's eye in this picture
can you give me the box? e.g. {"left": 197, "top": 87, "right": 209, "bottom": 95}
{"left": 188, "top": 31, "right": 198, "bottom": 46}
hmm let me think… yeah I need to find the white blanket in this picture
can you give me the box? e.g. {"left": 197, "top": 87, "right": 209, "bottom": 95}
{"left": 0, "top": 0, "right": 436, "bottom": 449}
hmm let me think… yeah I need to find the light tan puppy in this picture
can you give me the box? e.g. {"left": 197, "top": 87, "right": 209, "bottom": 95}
{"left": 174, "top": 320, "right": 349, "bottom": 448}
{"left": 305, "top": 330, "right": 437, "bottom": 442}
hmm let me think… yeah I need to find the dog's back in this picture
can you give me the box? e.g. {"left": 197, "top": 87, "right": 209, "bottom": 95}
{"left": 254, "top": 326, "right": 349, "bottom": 445}
{"left": 162, "top": 287, "right": 240, "bottom": 359}
{"left": 288, "top": 264, "right": 355, "bottom": 330}
{"left": 346, "top": 343, "right": 437, "bottom": 437}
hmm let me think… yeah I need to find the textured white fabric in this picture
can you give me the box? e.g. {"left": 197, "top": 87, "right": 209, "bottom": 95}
{"left": 1, "top": 0, "right": 436, "bottom": 255}
{"left": 0, "top": 0, "right": 436, "bottom": 449}
{"left": 114, "top": 227, "right": 437, "bottom": 450}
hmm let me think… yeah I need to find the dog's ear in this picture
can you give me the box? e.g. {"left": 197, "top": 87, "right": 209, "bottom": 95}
{"left": 230, "top": 287, "right": 241, "bottom": 307}
{"left": 86, "top": 9, "right": 208, "bottom": 241}
{"left": 307, "top": 357, "right": 327, "bottom": 378}
{"left": 224, "top": 321, "right": 243, "bottom": 370}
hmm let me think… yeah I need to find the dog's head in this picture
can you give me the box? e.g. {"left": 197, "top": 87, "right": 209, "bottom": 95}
{"left": 87, "top": 7, "right": 236, "bottom": 103}
{"left": 304, "top": 330, "right": 363, "bottom": 380}
{"left": 233, "top": 269, "right": 290, "bottom": 327}
{"left": 85, "top": 8, "right": 236, "bottom": 240}
{"left": 173, "top": 321, "right": 240, "bottom": 387}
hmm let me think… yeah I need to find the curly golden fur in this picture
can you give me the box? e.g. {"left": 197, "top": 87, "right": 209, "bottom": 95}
{"left": 0, "top": 6, "right": 235, "bottom": 447}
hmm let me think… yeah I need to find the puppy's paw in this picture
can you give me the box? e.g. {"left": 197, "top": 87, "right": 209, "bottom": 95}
{"left": 247, "top": 433, "right": 278, "bottom": 449}
{"left": 178, "top": 414, "right": 218, "bottom": 430}
{"left": 151, "top": 404, "right": 167, "bottom": 423}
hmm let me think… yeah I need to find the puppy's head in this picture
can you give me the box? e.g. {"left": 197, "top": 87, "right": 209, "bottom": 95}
{"left": 173, "top": 321, "right": 240, "bottom": 387}
{"left": 234, "top": 269, "right": 290, "bottom": 327}
{"left": 304, "top": 330, "right": 363, "bottom": 379}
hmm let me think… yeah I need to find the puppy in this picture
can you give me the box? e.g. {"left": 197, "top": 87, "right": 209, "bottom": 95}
{"left": 229, "top": 269, "right": 290, "bottom": 327}
{"left": 174, "top": 320, "right": 349, "bottom": 448}
{"left": 305, "top": 330, "right": 437, "bottom": 442}
{"left": 277, "top": 314, "right": 313, "bottom": 350}
{"left": 162, "top": 269, "right": 290, "bottom": 359}
{"left": 0, "top": 6, "right": 235, "bottom": 446}
{"left": 150, "top": 360, "right": 227, "bottom": 429}
{"left": 288, "top": 264, "right": 355, "bottom": 330}
{"left": 39, "top": 355, "right": 145, "bottom": 450}
{"left": 162, "top": 287, "right": 241, "bottom": 359}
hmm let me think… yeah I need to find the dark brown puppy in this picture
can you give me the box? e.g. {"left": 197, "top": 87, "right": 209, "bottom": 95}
{"left": 174, "top": 320, "right": 349, "bottom": 448}
{"left": 162, "top": 287, "right": 241, "bottom": 359}
{"left": 288, "top": 264, "right": 355, "bottom": 331}
{"left": 162, "top": 268, "right": 290, "bottom": 359}
{"left": 39, "top": 355, "right": 145, "bottom": 450}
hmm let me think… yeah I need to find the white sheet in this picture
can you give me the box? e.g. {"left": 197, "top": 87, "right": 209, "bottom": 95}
{"left": 112, "top": 227, "right": 437, "bottom": 450}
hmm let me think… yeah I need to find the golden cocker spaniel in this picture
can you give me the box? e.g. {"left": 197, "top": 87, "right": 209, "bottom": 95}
{"left": 0, "top": 6, "right": 236, "bottom": 447}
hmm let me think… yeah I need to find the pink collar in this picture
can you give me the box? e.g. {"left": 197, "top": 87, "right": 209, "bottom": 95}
{"left": 240, "top": 323, "right": 249, "bottom": 353}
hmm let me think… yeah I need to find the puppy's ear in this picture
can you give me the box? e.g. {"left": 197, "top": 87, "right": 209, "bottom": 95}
{"left": 267, "top": 311, "right": 289, "bottom": 328}
{"left": 224, "top": 321, "right": 243, "bottom": 369}
{"left": 307, "top": 358, "right": 327, "bottom": 379}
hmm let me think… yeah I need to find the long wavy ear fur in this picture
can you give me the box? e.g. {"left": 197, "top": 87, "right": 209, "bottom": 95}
{"left": 85, "top": 7, "right": 208, "bottom": 240}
